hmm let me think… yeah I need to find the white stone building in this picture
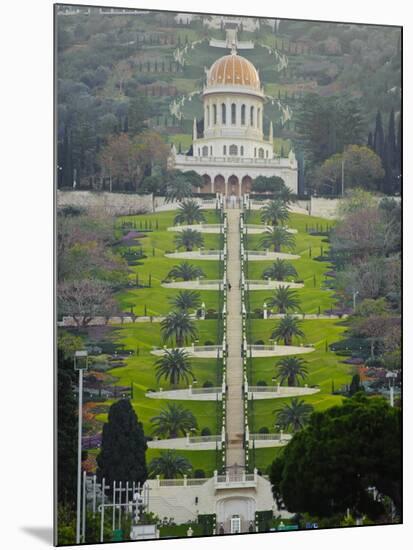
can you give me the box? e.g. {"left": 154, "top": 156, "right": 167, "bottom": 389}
{"left": 171, "top": 47, "right": 298, "bottom": 196}
{"left": 145, "top": 469, "right": 290, "bottom": 533}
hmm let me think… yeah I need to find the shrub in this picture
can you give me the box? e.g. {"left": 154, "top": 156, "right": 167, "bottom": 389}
{"left": 259, "top": 426, "right": 269, "bottom": 434}
{"left": 365, "top": 356, "right": 385, "bottom": 367}
{"left": 194, "top": 469, "right": 206, "bottom": 478}
{"left": 255, "top": 340, "right": 265, "bottom": 345}
{"left": 205, "top": 309, "right": 218, "bottom": 319}
{"left": 257, "top": 380, "right": 267, "bottom": 386}
{"left": 253, "top": 308, "right": 264, "bottom": 318}
{"left": 201, "top": 427, "right": 212, "bottom": 436}
{"left": 203, "top": 381, "right": 213, "bottom": 388}
{"left": 204, "top": 340, "right": 214, "bottom": 346}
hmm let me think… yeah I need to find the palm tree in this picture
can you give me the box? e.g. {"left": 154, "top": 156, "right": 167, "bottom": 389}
{"left": 276, "top": 357, "right": 308, "bottom": 386}
{"left": 169, "top": 290, "right": 201, "bottom": 312}
{"left": 174, "top": 229, "right": 204, "bottom": 251}
{"left": 274, "top": 397, "right": 313, "bottom": 431}
{"left": 151, "top": 403, "right": 197, "bottom": 438}
{"left": 260, "top": 199, "right": 290, "bottom": 227}
{"left": 270, "top": 315, "right": 305, "bottom": 345}
{"left": 267, "top": 285, "right": 301, "bottom": 314}
{"left": 161, "top": 311, "right": 198, "bottom": 347}
{"left": 167, "top": 262, "right": 205, "bottom": 281}
{"left": 155, "top": 348, "right": 194, "bottom": 387}
{"left": 276, "top": 185, "right": 295, "bottom": 205}
{"left": 262, "top": 259, "right": 298, "bottom": 281}
{"left": 260, "top": 227, "right": 296, "bottom": 253}
{"left": 174, "top": 199, "right": 205, "bottom": 225}
{"left": 149, "top": 450, "right": 192, "bottom": 478}
{"left": 165, "top": 174, "right": 193, "bottom": 203}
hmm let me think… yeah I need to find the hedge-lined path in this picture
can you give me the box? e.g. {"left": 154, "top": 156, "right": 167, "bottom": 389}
{"left": 225, "top": 208, "right": 245, "bottom": 467}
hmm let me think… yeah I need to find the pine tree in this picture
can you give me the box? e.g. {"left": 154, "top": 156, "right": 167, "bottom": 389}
{"left": 97, "top": 399, "right": 147, "bottom": 486}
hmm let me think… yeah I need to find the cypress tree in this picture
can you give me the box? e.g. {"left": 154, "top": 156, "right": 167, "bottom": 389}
{"left": 387, "top": 108, "right": 397, "bottom": 168}
{"left": 373, "top": 110, "right": 385, "bottom": 159}
{"left": 96, "top": 399, "right": 147, "bottom": 486}
{"left": 57, "top": 349, "right": 77, "bottom": 507}
{"left": 367, "top": 131, "right": 373, "bottom": 148}
{"left": 382, "top": 138, "right": 393, "bottom": 194}
{"left": 396, "top": 113, "right": 402, "bottom": 174}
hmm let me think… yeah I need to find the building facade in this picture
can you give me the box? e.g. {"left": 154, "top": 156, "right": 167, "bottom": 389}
{"left": 172, "top": 47, "right": 298, "bottom": 196}
{"left": 145, "top": 469, "right": 291, "bottom": 533}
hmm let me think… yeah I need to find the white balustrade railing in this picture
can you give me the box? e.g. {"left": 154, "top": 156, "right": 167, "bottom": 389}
{"left": 188, "top": 435, "right": 221, "bottom": 444}
{"left": 190, "top": 387, "right": 221, "bottom": 395}
{"left": 249, "top": 385, "right": 280, "bottom": 393}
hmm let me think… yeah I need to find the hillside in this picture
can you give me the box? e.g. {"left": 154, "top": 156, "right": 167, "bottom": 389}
{"left": 56, "top": 6, "right": 401, "bottom": 188}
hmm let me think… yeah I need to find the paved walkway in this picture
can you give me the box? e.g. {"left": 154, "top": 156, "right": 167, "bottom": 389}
{"left": 162, "top": 280, "right": 223, "bottom": 290}
{"left": 225, "top": 208, "right": 245, "bottom": 467}
{"left": 246, "top": 251, "right": 300, "bottom": 261}
{"left": 148, "top": 437, "right": 221, "bottom": 450}
{"left": 165, "top": 251, "right": 222, "bottom": 260}
{"left": 167, "top": 224, "right": 222, "bottom": 233}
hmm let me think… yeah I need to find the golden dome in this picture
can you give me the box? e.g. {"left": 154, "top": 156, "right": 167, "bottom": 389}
{"left": 207, "top": 53, "right": 260, "bottom": 90}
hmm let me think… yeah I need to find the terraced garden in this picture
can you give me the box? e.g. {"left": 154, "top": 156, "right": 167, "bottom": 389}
{"left": 87, "top": 208, "right": 225, "bottom": 476}
{"left": 243, "top": 208, "right": 354, "bottom": 472}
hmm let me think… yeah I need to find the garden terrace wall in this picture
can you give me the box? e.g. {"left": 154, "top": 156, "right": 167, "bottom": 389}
{"left": 57, "top": 190, "right": 154, "bottom": 216}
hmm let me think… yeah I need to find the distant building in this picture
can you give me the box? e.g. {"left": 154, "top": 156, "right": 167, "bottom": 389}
{"left": 171, "top": 46, "right": 298, "bottom": 196}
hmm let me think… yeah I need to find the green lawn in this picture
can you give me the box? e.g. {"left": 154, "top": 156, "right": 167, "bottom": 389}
{"left": 245, "top": 209, "right": 352, "bottom": 470}
{"left": 92, "top": 209, "right": 224, "bottom": 475}
{"left": 245, "top": 212, "right": 336, "bottom": 314}
{"left": 115, "top": 210, "right": 223, "bottom": 315}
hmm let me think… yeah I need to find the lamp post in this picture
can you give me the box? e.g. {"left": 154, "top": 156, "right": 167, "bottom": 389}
{"left": 352, "top": 289, "right": 359, "bottom": 312}
{"left": 75, "top": 350, "right": 89, "bottom": 544}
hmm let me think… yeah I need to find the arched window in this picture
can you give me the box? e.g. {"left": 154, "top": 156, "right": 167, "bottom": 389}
{"left": 206, "top": 106, "right": 210, "bottom": 127}
{"left": 241, "top": 104, "right": 246, "bottom": 125}
{"left": 257, "top": 108, "right": 261, "bottom": 128}
{"left": 202, "top": 146, "right": 208, "bottom": 157}
{"left": 258, "top": 147, "right": 264, "bottom": 159}
{"left": 250, "top": 106, "right": 254, "bottom": 126}
{"left": 223, "top": 145, "right": 227, "bottom": 155}
{"left": 229, "top": 144, "right": 238, "bottom": 156}
{"left": 240, "top": 146, "right": 244, "bottom": 156}
{"left": 231, "top": 103, "right": 236, "bottom": 125}
{"left": 221, "top": 103, "right": 226, "bottom": 124}
{"left": 213, "top": 104, "right": 217, "bottom": 125}
{"left": 265, "top": 150, "right": 269, "bottom": 158}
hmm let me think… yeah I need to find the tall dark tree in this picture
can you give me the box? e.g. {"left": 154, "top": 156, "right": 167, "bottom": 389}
{"left": 295, "top": 94, "right": 363, "bottom": 165}
{"left": 373, "top": 110, "right": 385, "bottom": 160}
{"left": 396, "top": 113, "right": 401, "bottom": 169}
{"left": 97, "top": 399, "right": 147, "bottom": 486}
{"left": 269, "top": 395, "right": 401, "bottom": 518}
{"left": 387, "top": 108, "right": 397, "bottom": 168}
{"left": 367, "top": 131, "right": 373, "bottom": 149}
{"left": 128, "top": 95, "right": 150, "bottom": 135}
{"left": 57, "top": 349, "right": 77, "bottom": 507}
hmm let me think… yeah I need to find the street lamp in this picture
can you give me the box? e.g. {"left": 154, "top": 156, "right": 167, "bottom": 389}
{"left": 74, "top": 350, "right": 89, "bottom": 544}
{"left": 352, "top": 289, "right": 360, "bottom": 312}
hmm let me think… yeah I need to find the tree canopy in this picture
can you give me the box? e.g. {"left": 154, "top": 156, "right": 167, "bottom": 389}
{"left": 97, "top": 399, "right": 147, "bottom": 486}
{"left": 269, "top": 395, "right": 401, "bottom": 518}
